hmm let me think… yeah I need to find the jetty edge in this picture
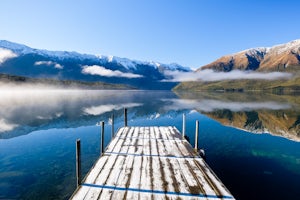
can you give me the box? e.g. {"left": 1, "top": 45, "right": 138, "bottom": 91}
{"left": 70, "top": 122, "right": 235, "bottom": 199}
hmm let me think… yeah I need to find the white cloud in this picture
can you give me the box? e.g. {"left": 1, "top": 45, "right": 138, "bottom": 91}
{"left": 163, "top": 69, "right": 292, "bottom": 82}
{"left": 0, "top": 118, "right": 18, "bottom": 132}
{"left": 34, "top": 61, "right": 63, "bottom": 69}
{"left": 83, "top": 103, "right": 142, "bottom": 115}
{"left": 0, "top": 48, "right": 17, "bottom": 64}
{"left": 82, "top": 65, "right": 143, "bottom": 78}
{"left": 54, "top": 63, "right": 63, "bottom": 69}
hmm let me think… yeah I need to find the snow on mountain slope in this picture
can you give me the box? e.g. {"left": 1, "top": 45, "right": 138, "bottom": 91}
{"left": 268, "top": 39, "right": 300, "bottom": 55}
{"left": 0, "top": 40, "right": 191, "bottom": 89}
{"left": 0, "top": 40, "right": 33, "bottom": 54}
{"left": 96, "top": 54, "right": 190, "bottom": 72}
{"left": 0, "top": 40, "right": 190, "bottom": 72}
{"left": 97, "top": 55, "right": 138, "bottom": 70}
{"left": 0, "top": 40, "right": 99, "bottom": 61}
{"left": 200, "top": 39, "right": 300, "bottom": 72}
{"left": 260, "top": 39, "right": 300, "bottom": 70}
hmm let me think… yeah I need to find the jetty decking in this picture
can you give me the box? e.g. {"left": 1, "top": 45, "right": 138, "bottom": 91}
{"left": 71, "top": 126, "right": 235, "bottom": 200}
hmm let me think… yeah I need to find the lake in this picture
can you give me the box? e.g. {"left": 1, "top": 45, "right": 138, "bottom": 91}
{"left": 0, "top": 90, "right": 299, "bottom": 200}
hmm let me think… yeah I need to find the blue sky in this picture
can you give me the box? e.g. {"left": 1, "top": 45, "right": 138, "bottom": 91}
{"left": 1, "top": 0, "right": 299, "bottom": 69}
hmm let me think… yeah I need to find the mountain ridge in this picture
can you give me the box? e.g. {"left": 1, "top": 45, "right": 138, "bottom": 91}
{"left": 175, "top": 39, "right": 300, "bottom": 92}
{"left": 0, "top": 40, "right": 191, "bottom": 90}
{"left": 200, "top": 39, "right": 300, "bottom": 72}
{"left": 0, "top": 40, "right": 190, "bottom": 71}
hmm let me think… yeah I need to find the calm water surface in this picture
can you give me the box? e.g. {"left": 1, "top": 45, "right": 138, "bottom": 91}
{"left": 0, "top": 90, "right": 299, "bottom": 200}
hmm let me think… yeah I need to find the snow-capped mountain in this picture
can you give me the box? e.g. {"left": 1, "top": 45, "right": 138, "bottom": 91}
{"left": 199, "top": 39, "right": 300, "bottom": 72}
{"left": 0, "top": 40, "right": 103, "bottom": 61}
{"left": 0, "top": 40, "right": 191, "bottom": 89}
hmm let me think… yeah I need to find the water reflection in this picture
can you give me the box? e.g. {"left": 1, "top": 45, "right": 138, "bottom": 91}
{"left": 1, "top": 90, "right": 299, "bottom": 141}
{"left": 0, "top": 90, "right": 300, "bottom": 200}
{"left": 0, "top": 90, "right": 177, "bottom": 139}
{"left": 175, "top": 91, "right": 300, "bottom": 141}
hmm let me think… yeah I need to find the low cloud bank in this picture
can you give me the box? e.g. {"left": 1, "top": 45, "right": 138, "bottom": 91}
{"left": 0, "top": 48, "right": 17, "bottom": 64}
{"left": 34, "top": 61, "right": 63, "bottom": 69}
{"left": 163, "top": 99, "right": 291, "bottom": 112}
{"left": 163, "top": 69, "right": 292, "bottom": 82}
{"left": 82, "top": 65, "right": 143, "bottom": 78}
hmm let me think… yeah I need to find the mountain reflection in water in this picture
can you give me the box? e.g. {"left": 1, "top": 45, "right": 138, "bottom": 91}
{"left": 0, "top": 90, "right": 176, "bottom": 139}
{"left": 175, "top": 91, "right": 300, "bottom": 141}
{"left": 0, "top": 90, "right": 299, "bottom": 141}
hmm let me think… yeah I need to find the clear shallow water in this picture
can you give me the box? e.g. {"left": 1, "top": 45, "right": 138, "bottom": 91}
{"left": 0, "top": 90, "right": 299, "bottom": 200}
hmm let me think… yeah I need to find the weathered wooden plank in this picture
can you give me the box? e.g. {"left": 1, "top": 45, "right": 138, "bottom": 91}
{"left": 82, "top": 155, "right": 120, "bottom": 200}
{"left": 71, "top": 155, "right": 109, "bottom": 200}
{"left": 105, "top": 127, "right": 127, "bottom": 153}
{"left": 150, "top": 127, "right": 159, "bottom": 156}
{"left": 72, "top": 127, "right": 130, "bottom": 200}
{"left": 119, "top": 128, "right": 134, "bottom": 154}
{"left": 195, "top": 158, "right": 232, "bottom": 197}
{"left": 126, "top": 155, "right": 142, "bottom": 199}
{"left": 154, "top": 126, "right": 162, "bottom": 139}
{"left": 151, "top": 157, "right": 167, "bottom": 198}
{"left": 143, "top": 137, "right": 151, "bottom": 156}
{"left": 180, "top": 139, "right": 199, "bottom": 157}
{"left": 144, "top": 127, "right": 150, "bottom": 139}
{"left": 168, "top": 126, "right": 182, "bottom": 140}
{"left": 149, "top": 126, "right": 155, "bottom": 139}
{"left": 132, "top": 126, "right": 139, "bottom": 138}
{"left": 71, "top": 185, "right": 89, "bottom": 200}
{"left": 71, "top": 126, "right": 235, "bottom": 200}
{"left": 162, "top": 158, "right": 181, "bottom": 199}
{"left": 82, "top": 128, "right": 133, "bottom": 200}
{"left": 175, "top": 158, "right": 203, "bottom": 195}
{"left": 140, "top": 156, "right": 152, "bottom": 192}
{"left": 83, "top": 189, "right": 219, "bottom": 200}
{"left": 110, "top": 154, "right": 134, "bottom": 199}
{"left": 185, "top": 158, "right": 216, "bottom": 196}
{"left": 97, "top": 155, "right": 126, "bottom": 199}
{"left": 97, "top": 128, "right": 134, "bottom": 199}
{"left": 170, "top": 140, "right": 185, "bottom": 157}
{"left": 160, "top": 157, "right": 177, "bottom": 193}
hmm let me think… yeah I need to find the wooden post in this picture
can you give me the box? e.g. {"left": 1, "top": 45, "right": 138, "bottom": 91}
{"left": 76, "top": 139, "right": 81, "bottom": 188}
{"left": 111, "top": 113, "right": 114, "bottom": 138}
{"left": 195, "top": 120, "right": 199, "bottom": 150}
{"left": 182, "top": 113, "right": 186, "bottom": 139}
{"left": 100, "top": 121, "right": 104, "bottom": 155}
{"left": 124, "top": 108, "right": 128, "bottom": 127}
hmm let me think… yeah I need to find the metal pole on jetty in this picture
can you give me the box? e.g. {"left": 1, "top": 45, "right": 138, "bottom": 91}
{"left": 182, "top": 113, "right": 186, "bottom": 139}
{"left": 100, "top": 121, "right": 105, "bottom": 155}
{"left": 195, "top": 120, "right": 199, "bottom": 151}
{"left": 111, "top": 113, "right": 114, "bottom": 138}
{"left": 124, "top": 108, "right": 128, "bottom": 127}
{"left": 76, "top": 139, "right": 81, "bottom": 188}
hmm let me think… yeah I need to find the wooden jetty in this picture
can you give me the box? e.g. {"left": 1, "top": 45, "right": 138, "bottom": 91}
{"left": 71, "top": 124, "right": 235, "bottom": 199}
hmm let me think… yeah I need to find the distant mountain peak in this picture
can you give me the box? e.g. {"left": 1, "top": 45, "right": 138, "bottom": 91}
{"left": 200, "top": 39, "right": 300, "bottom": 72}
{"left": 239, "top": 47, "right": 269, "bottom": 56}
{"left": 0, "top": 40, "right": 99, "bottom": 61}
{"left": 0, "top": 40, "right": 33, "bottom": 54}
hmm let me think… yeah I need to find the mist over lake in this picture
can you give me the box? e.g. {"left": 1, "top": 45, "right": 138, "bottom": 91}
{"left": 0, "top": 90, "right": 299, "bottom": 200}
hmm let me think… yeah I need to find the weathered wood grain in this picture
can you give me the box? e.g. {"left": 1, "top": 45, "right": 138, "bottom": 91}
{"left": 71, "top": 126, "right": 235, "bottom": 200}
